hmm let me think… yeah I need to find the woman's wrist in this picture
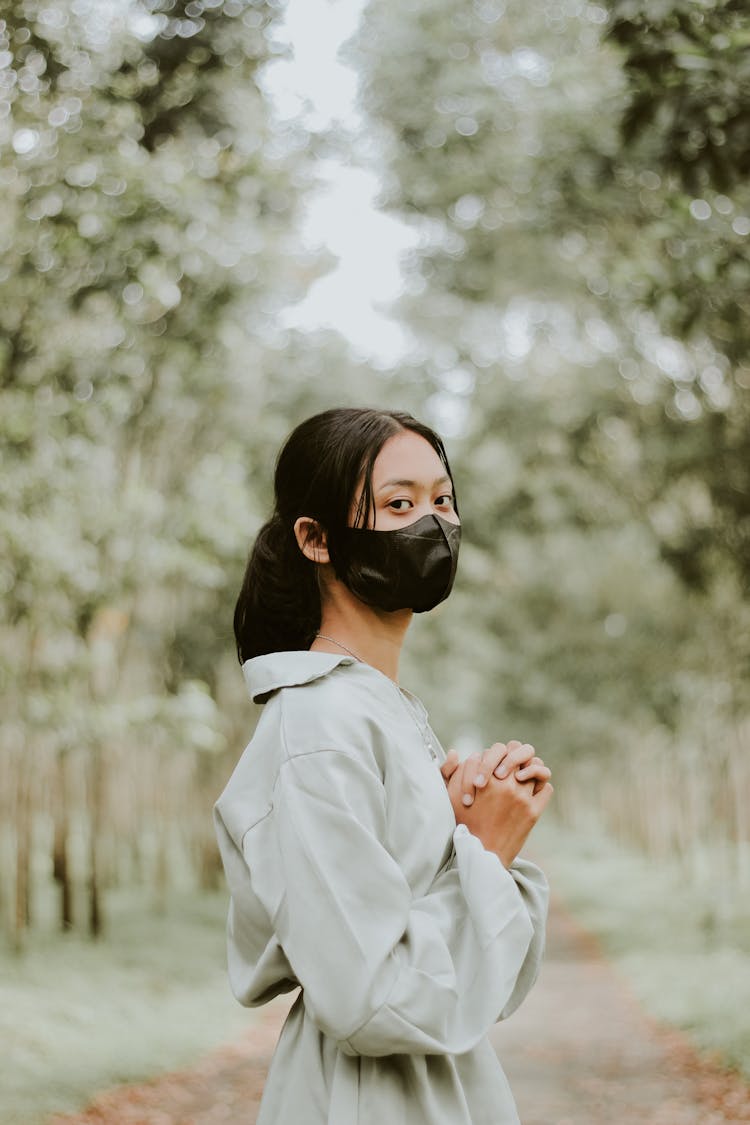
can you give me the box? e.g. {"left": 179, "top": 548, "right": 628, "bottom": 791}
{"left": 455, "top": 822, "right": 514, "bottom": 869}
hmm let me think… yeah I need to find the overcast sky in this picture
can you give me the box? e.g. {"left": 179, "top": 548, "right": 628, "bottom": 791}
{"left": 262, "top": 0, "right": 416, "bottom": 364}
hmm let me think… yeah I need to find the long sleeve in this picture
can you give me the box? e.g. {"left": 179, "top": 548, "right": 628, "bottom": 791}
{"left": 268, "top": 748, "right": 548, "bottom": 1058}
{"left": 214, "top": 805, "right": 299, "bottom": 1008}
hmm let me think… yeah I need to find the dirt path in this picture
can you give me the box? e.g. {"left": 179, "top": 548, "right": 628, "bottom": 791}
{"left": 491, "top": 898, "right": 750, "bottom": 1124}
{"left": 51, "top": 896, "right": 750, "bottom": 1125}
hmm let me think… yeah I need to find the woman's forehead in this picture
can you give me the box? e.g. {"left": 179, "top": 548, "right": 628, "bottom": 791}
{"left": 372, "top": 430, "right": 447, "bottom": 485}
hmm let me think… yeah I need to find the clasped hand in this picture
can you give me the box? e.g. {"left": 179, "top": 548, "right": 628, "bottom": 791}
{"left": 440, "top": 741, "right": 553, "bottom": 869}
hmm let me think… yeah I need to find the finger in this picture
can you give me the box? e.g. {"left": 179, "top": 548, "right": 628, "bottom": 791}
{"left": 486, "top": 739, "right": 516, "bottom": 778}
{"left": 514, "top": 756, "right": 547, "bottom": 775}
{"left": 493, "top": 741, "right": 534, "bottom": 777}
{"left": 531, "top": 781, "right": 554, "bottom": 815}
{"left": 517, "top": 765, "right": 552, "bottom": 796}
{"left": 440, "top": 749, "right": 460, "bottom": 781}
{"left": 515, "top": 759, "right": 551, "bottom": 783}
{"left": 460, "top": 752, "right": 484, "bottom": 807}
{"left": 475, "top": 742, "right": 507, "bottom": 787}
{"left": 494, "top": 738, "right": 522, "bottom": 770}
{"left": 517, "top": 767, "right": 552, "bottom": 796}
{"left": 495, "top": 743, "right": 536, "bottom": 779}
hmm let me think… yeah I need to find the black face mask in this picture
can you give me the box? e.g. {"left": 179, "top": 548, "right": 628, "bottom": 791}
{"left": 333, "top": 513, "right": 461, "bottom": 613}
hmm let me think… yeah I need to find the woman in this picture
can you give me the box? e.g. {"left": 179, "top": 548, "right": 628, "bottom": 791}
{"left": 213, "top": 407, "right": 552, "bottom": 1124}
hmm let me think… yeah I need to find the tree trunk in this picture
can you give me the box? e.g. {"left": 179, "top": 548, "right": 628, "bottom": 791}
{"left": 14, "top": 754, "right": 32, "bottom": 951}
{"left": 154, "top": 783, "right": 169, "bottom": 917}
{"left": 730, "top": 721, "right": 749, "bottom": 887}
{"left": 52, "top": 751, "right": 73, "bottom": 931}
{"left": 88, "top": 747, "right": 103, "bottom": 938}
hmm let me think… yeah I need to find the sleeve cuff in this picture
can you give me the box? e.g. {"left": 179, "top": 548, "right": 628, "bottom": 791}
{"left": 452, "top": 825, "right": 532, "bottom": 950}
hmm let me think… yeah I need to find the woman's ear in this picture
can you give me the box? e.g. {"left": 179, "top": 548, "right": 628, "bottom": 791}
{"left": 293, "top": 516, "right": 330, "bottom": 565}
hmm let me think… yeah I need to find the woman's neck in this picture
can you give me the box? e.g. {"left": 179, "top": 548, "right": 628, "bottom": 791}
{"left": 312, "top": 597, "right": 412, "bottom": 684}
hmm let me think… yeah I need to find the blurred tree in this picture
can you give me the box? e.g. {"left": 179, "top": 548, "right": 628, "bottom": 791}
{"left": 351, "top": 0, "right": 750, "bottom": 599}
{"left": 350, "top": 0, "right": 678, "bottom": 741}
{"left": 608, "top": 0, "right": 750, "bottom": 194}
{"left": 350, "top": 0, "right": 750, "bottom": 847}
{"left": 0, "top": 0, "right": 338, "bottom": 943}
{"left": 599, "top": 0, "right": 750, "bottom": 596}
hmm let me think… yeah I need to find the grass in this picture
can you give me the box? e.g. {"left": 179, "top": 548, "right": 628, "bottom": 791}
{"left": 1, "top": 888, "right": 253, "bottom": 1124}
{"left": 534, "top": 818, "right": 750, "bottom": 1078}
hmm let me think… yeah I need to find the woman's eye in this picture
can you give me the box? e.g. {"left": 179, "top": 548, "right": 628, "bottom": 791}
{"left": 388, "top": 498, "right": 413, "bottom": 511}
{"left": 435, "top": 494, "right": 454, "bottom": 508}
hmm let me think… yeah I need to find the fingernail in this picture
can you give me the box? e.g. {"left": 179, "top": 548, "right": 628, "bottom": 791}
{"left": 475, "top": 773, "right": 486, "bottom": 786}
{"left": 462, "top": 794, "right": 473, "bottom": 807}
{"left": 495, "top": 767, "right": 507, "bottom": 778}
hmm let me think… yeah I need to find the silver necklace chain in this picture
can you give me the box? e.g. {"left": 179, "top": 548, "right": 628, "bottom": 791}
{"left": 314, "top": 633, "right": 365, "bottom": 663}
{"left": 313, "top": 633, "right": 437, "bottom": 761}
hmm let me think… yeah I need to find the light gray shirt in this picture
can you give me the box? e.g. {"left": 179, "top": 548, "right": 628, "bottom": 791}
{"left": 214, "top": 651, "right": 549, "bottom": 1124}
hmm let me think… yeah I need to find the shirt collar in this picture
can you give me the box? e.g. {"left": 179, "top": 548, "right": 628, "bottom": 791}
{"left": 242, "top": 650, "right": 356, "bottom": 704}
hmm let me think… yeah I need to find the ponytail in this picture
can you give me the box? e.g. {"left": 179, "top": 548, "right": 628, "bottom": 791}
{"left": 233, "top": 514, "right": 320, "bottom": 663}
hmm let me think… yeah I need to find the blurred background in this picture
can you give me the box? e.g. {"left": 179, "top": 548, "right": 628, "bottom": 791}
{"left": 1, "top": 0, "right": 749, "bottom": 1120}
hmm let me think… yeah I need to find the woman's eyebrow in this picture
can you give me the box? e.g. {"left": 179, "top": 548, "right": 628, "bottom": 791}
{"left": 377, "top": 475, "right": 452, "bottom": 492}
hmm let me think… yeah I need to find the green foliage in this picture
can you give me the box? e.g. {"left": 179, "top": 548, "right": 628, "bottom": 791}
{"left": 602, "top": 0, "right": 750, "bottom": 592}
{"left": 352, "top": 0, "right": 750, "bottom": 777}
{"left": 0, "top": 0, "right": 357, "bottom": 943}
{"left": 608, "top": 0, "right": 750, "bottom": 193}
{"left": 0, "top": 0, "right": 308, "bottom": 651}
